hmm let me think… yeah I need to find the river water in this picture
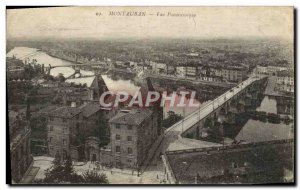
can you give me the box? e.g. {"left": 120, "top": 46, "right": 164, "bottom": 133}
{"left": 235, "top": 95, "right": 293, "bottom": 143}
{"left": 6, "top": 47, "right": 201, "bottom": 118}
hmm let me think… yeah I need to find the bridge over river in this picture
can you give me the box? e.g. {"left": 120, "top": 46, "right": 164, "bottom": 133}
{"left": 161, "top": 75, "right": 266, "bottom": 152}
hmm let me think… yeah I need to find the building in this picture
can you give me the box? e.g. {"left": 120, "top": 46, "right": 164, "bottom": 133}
{"left": 107, "top": 108, "right": 158, "bottom": 169}
{"left": 186, "top": 66, "right": 197, "bottom": 79}
{"left": 46, "top": 103, "right": 113, "bottom": 161}
{"left": 267, "top": 65, "right": 288, "bottom": 75}
{"left": 210, "top": 67, "right": 223, "bottom": 77}
{"left": 256, "top": 65, "right": 288, "bottom": 76}
{"left": 176, "top": 66, "right": 186, "bottom": 78}
{"left": 163, "top": 139, "right": 294, "bottom": 184}
{"left": 222, "top": 66, "right": 247, "bottom": 83}
{"left": 47, "top": 106, "right": 82, "bottom": 160}
{"left": 198, "top": 65, "right": 223, "bottom": 83}
{"left": 151, "top": 62, "right": 167, "bottom": 74}
{"left": 166, "top": 65, "right": 176, "bottom": 75}
{"left": 9, "top": 110, "right": 33, "bottom": 183}
{"left": 256, "top": 65, "right": 268, "bottom": 75}
{"left": 276, "top": 70, "right": 294, "bottom": 93}
{"left": 65, "top": 75, "right": 108, "bottom": 101}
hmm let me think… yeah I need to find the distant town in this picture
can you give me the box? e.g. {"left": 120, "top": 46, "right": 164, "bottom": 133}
{"left": 7, "top": 37, "right": 294, "bottom": 184}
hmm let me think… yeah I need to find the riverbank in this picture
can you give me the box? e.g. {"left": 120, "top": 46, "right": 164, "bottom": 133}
{"left": 264, "top": 76, "right": 294, "bottom": 98}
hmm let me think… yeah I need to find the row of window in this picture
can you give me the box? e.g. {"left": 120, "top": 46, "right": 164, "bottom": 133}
{"left": 115, "top": 134, "right": 133, "bottom": 141}
{"left": 115, "top": 146, "right": 133, "bottom": 154}
{"left": 115, "top": 124, "right": 133, "bottom": 130}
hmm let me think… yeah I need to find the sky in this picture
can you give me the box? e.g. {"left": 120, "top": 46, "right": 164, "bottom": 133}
{"left": 6, "top": 7, "right": 294, "bottom": 41}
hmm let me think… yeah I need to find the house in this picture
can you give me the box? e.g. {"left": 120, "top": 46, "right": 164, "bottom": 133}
{"left": 276, "top": 70, "right": 294, "bottom": 93}
{"left": 107, "top": 108, "right": 158, "bottom": 169}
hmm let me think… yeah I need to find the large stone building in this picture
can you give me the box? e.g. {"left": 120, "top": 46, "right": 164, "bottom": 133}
{"left": 222, "top": 66, "right": 247, "bottom": 83}
{"left": 46, "top": 103, "right": 114, "bottom": 161}
{"left": 9, "top": 110, "right": 33, "bottom": 183}
{"left": 108, "top": 108, "right": 158, "bottom": 169}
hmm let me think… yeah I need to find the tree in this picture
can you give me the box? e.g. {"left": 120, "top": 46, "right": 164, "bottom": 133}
{"left": 43, "top": 154, "right": 83, "bottom": 184}
{"left": 162, "top": 111, "right": 183, "bottom": 128}
{"left": 56, "top": 73, "right": 66, "bottom": 82}
{"left": 82, "top": 170, "right": 109, "bottom": 184}
{"left": 43, "top": 152, "right": 65, "bottom": 183}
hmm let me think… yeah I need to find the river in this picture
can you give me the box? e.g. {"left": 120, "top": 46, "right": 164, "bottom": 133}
{"left": 235, "top": 94, "right": 293, "bottom": 143}
{"left": 6, "top": 47, "right": 203, "bottom": 118}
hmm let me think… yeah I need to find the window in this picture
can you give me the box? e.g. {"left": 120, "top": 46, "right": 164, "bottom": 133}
{"left": 116, "top": 134, "right": 121, "bottom": 140}
{"left": 116, "top": 146, "right": 121, "bottom": 153}
{"left": 116, "top": 124, "right": 120, "bottom": 129}
{"left": 62, "top": 118, "right": 66, "bottom": 123}
{"left": 63, "top": 139, "right": 66, "bottom": 145}
{"left": 50, "top": 117, "right": 54, "bottom": 121}
{"left": 127, "top": 136, "right": 133, "bottom": 142}
{"left": 128, "top": 147, "right": 133, "bottom": 154}
{"left": 127, "top": 159, "right": 132, "bottom": 163}
{"left": 49, "top": 125, "right": 54, "bottom": 131}
{"left": 127, "top": 125, "right": 133, "bottom": 130}
{"left": 63, "top": 127, "right": 67, "bottom": 134}
{"left": 49, "top": 137, "right": 53, "bottom": 143}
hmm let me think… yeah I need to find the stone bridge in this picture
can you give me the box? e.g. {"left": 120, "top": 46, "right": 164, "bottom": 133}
{"left": 163, "top": 75, "right": 268, "bottom": 152}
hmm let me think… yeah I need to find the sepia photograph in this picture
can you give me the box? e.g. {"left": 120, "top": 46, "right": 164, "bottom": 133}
{"left": 6, "top": 6, "right": 294, "bottom": 185}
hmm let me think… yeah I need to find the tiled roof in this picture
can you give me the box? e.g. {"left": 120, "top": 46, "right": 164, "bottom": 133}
{"left": 80, "top": 103, "right": 102, "bottom": 118}
{"left": 47, "top": 106, "right": 82, "bottom": 118}
{"left": 109, "top": 108, "right": 153, "bottom": 125}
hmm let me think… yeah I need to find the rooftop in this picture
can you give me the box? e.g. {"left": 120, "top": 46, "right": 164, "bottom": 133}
{"left": 166, "top": 139, "right": 293, "bottom": 184}
{"left": 80, "top": 103, "right": 102, "bottom": 118}
{"left": 47, "top": 106, "right": 83, "bottom": 119}
{"left": 109, "top": 108, "right": 153, "bottom": 125}
{"left": 277, "top": 70, "right": 294, "bottom": 77}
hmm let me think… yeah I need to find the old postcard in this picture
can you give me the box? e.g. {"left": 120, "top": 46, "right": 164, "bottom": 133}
{"left": 6, "top": 6, "right": 294, "bottom": 185}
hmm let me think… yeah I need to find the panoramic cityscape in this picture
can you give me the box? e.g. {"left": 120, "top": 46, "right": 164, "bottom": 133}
{"left": 7, "top": 7, "right": 294, "bottom": 184}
